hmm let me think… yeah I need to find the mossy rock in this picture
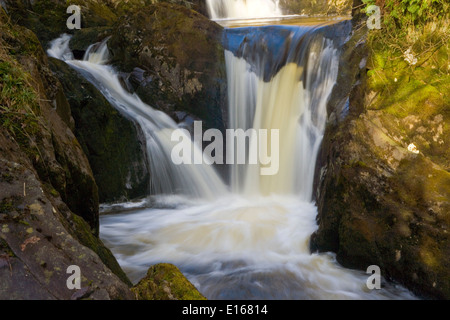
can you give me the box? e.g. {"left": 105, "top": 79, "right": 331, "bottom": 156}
{"left": 132, "top": 263, "right": 206, "bottom": 300}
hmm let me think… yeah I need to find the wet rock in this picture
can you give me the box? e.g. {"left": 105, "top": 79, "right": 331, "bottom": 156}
{"left": 0, "top": 131, "right": 134, "bottom": 299}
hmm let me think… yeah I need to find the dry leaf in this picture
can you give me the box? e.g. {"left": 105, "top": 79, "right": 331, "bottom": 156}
{"left": 20, "top": 236, "right": 40, "bottom": 251}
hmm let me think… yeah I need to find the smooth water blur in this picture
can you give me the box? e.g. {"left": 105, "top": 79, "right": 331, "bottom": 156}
{"left": 100, "top": 195, "right": 416, "bottom": 299}
{"left": 225, "top": 27, "right": 339, "bottom": 198}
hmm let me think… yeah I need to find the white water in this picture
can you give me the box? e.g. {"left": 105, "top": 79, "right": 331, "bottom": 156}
{"left": 206, "top": 0, "right": 282, "bottom": 19}
{"left": 48, "top": 30, "right": 416, "bottom": 299}
{"left": 48, "top": 36, "right": 227, "bottom": 200}
{"left": 226, "top": 36, "right": 338, "bottom": 198}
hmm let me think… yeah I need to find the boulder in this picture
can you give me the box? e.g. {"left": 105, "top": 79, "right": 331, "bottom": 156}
{"left": 0, "top": 8, "right": 100, "bottom": 234}
{"left": 0, "top": 133, "right": 133, "bottom": 299}
{"left": 132, "top": 263, "right": 206, "bottom": 300}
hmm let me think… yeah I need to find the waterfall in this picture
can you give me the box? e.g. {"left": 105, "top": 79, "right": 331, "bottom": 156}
{"left": 48, "top": 36, "right": 227, "bottom": 200}
{"left": 224, "top": 26, "right": 339, "bottom": 200}
{"left": 47, "top": 22, "right": 416, "bottom": 299}
{"left": 206, "top": 0, "right": 282, "bottom": 19}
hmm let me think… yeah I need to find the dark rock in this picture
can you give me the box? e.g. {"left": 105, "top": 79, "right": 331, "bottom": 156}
{"left": 69, "top": 26, "right": 112, "bottom": 59}
{"left": 109, "top": 2, "right": 227, "bottom": 131}
{"left": 0, "top": 139, "right": 134, "bottom": 299}
{"left": 2, "top": 0, "right": 202, "bottom": 47}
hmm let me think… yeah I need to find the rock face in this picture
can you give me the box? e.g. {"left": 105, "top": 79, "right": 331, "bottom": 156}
{"left": 0, "top": 8, "right": 133, "bottom": 298}
{"left": 132, "top": 263, "right": 206, "bottom": 300}
{"left": 48, "top": 58, "right": 150, "bottom": 203}
{"left": 0, "top": 8, "right": 99, "bottom": 234}
{"left": 109, "top": 3, "right": 227, "bottom": 131}
{"left": 311, "top": 15, "right": 450, "bottom": 299}
{"left": 0, "top": 133, "right": 133, "bottom": 299}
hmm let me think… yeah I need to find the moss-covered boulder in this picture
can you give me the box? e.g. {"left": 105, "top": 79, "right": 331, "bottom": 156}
{"left": 312, "top": 14, "right": 450, "bottom": 299}
{"left": 132, "top": 263, "right": 206, "bottom": 300}
{"left": 48, "top": 58, "right": 150, "bottom": 203}
{"left": 109, "top": 2, "right": 227, "bottom": 130}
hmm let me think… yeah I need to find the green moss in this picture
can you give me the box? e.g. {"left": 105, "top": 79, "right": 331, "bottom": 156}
{"left": 0, "top": 61, "right": 40, "bottom": 139}
{"left": 132, "top": 263, "right": 206, "bottom": 300}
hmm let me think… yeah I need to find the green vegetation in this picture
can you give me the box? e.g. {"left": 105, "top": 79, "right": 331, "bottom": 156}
{"left": 363, "top": 0, "right": 448, "bottom": 25}
{"left": 0, "top": 11, "right": 45, "bottom": 159}
{"left": 0, "top": 61, "right": 40, "bottom": 142}
{"left": 361, "top": 0, "right": 449, "bottom": 167}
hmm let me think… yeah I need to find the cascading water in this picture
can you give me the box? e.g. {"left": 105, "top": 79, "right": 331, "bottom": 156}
{"left": 206, "top": 0, "right": 282, "bottom": 19}
{"left": 48, "top": 36, "right": 227, "bottom": 200}
{"left": 47, "top": 18, "right": 416, "bottom": 299}
{"left": 224, "top": 26, "right": 338, "bottom": 199}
